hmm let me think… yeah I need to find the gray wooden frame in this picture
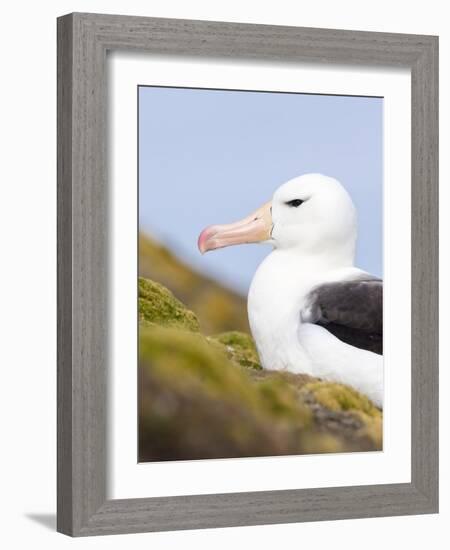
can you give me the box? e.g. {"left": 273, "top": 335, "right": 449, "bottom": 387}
{"left": 57, "top": 12, "right": 438, "bottom": 537}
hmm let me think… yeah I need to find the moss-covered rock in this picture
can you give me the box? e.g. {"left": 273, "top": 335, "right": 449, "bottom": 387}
{"left": 302, "top": 381, "right": 380, "bottom": 417}
{"left": 139, "top": 277, "right": 200, "bottom": 332}
{"left": 137, "top": 275, "right": 383, "bottom": 460}
{"left": 139, "top": 325, "right": 340, "bottom": 461}
{"left": 299, "top": 382, "right": 382, "bottom": 449}
{"left": 211, "top": 331, "right": 262, "bottom": 370}
{"left": 139, "top": 233, "right": 249, "bottom": 334}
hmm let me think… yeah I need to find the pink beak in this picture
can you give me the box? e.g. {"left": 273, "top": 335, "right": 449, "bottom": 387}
{"left": 198, "top": 201, "right": 273, "bottom": 254}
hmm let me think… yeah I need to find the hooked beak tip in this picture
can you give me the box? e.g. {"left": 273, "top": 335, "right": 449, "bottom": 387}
{"left": 197, "top": 200, "right": 272, "bottom": 255}
{"left": 197, "top": 229, "right": 212, "bottom": 254}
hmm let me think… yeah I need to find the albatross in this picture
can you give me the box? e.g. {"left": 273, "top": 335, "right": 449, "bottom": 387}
{"left": 198, "top": 174, "right": 383, "bottom": 408}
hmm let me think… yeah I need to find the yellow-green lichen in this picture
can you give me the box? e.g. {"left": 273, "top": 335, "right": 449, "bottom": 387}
{"left": 211, "top": 330, "right": 262, "bottom": 370}
{"left": 301, "top": 381, "right": 382, "bottom": 448}
{"left": 302, "top": 381, "right": 380, "bottom": 417}
{"left": 139, "top": 324, "right": 339, "bottom": 461}
{"left": 139, "top": 233, "right": 249, "bottom": 334}
{"left": 137, "top": 274, "right": 383, "bottom": 459}
{"left": 138, "top": 276, "right": 199, "bottom": 332}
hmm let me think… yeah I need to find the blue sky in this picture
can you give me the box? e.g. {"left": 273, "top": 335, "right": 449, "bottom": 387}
{"left": 139, "top": 86, "right": 383, "bottom": 295}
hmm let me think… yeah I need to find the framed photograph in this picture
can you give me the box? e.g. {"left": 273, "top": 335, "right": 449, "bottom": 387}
{"left": 57, "top": 13, "right": 438, "bottom": 536}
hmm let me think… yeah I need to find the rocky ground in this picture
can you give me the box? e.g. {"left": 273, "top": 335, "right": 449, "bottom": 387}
{"left": 139, "top": 233, "right": 250, "bottom": 334}
{"left": 138, "top": 276, "right": 382, "bottom": 462}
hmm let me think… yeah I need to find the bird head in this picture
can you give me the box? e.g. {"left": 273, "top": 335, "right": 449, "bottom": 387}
{"left": 198, "top": 173, "right": 357, "bottom": 259}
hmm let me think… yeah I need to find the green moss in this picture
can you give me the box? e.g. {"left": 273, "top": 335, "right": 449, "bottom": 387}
{"left": 141, "top": 327, "right": 251, "bottom": 407}
{"left": 301, "top": 381, "right": 382, "bottom": 448}
{"left": 302, "top": 381, "right": 380, "bottom": 417}
{"left": 138, "top": 325, "right": 339, "bottom": 461}
{"left": 137, "top": 275, "right": 382, "bottom": 459}
{"left": 138, "top": 277, "right": 199, "bottom": 332}
{"left": 257, "top": 376, "right": 311, "bottom": 422}
{"left": 211, "top": 331, "right": 262, "bottom": 370}
{"left": 139, "top": 233, "right": 250, "bottom": 334}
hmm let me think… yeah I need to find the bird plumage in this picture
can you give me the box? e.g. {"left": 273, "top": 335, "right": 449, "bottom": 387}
{"left": 199, "top": 173, "right": 384, "bottom": 407}
{"left": 304, "top": 277, "right": 383, "bottom": 354}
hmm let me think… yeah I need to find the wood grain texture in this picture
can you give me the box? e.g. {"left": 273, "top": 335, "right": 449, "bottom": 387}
{"left": 57, "top": 12, "right": 108, "bottom": 535}
{"left": 57, "top": 13, "right": 74, "bottom": 535}
{"left": 410, "top": 36, "right": 439, "bottom": 506}
{"left": 57, "top": 12, "right": 439, "bottom": 536}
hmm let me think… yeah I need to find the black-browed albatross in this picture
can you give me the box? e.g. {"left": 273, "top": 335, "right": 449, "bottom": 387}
{"left": 198, "top": 174, "right": 383, "bottom": 407}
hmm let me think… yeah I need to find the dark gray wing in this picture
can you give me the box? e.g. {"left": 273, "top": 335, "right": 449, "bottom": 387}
{"left": 305, "top": 278, "right": 383, "bottom": 354}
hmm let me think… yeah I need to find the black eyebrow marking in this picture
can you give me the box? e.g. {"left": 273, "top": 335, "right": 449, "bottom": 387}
{"left": 286, "top": 199, "right": 304, "bottom": 207}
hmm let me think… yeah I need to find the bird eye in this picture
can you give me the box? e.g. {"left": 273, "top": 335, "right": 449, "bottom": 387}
{"left": 286, "top": 199, "right": 304, "bottom": 207}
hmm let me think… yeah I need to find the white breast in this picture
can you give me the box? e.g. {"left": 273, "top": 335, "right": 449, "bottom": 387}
{"left": 248, "top": 250, "right": 315, "bottom": 375}
{"left": 247, "top": 249, "right": 383, "bottom": 407}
